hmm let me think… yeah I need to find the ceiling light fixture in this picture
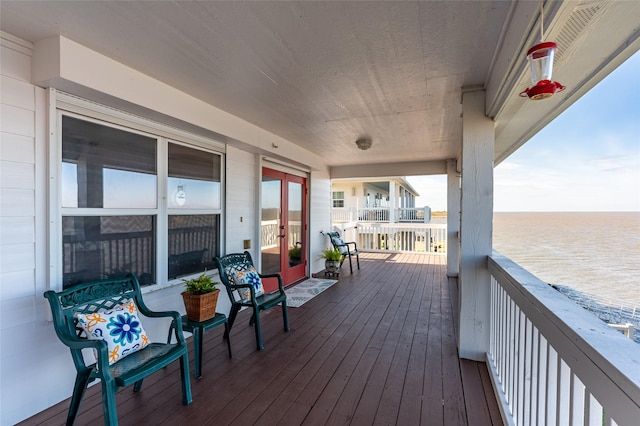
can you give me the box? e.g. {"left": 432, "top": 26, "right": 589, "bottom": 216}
{"left": 519, "top": 1, "right": 566, "bottom": 100}
{"left": 355, "top": 138, "right": 372, "bottom": 150}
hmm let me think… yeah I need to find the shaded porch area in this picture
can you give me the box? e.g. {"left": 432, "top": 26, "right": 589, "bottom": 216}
{"left": 22, "top": 253, "right": 501, "bottom": 425}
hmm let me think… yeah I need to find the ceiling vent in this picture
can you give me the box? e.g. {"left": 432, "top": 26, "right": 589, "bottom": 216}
{"left": 554, "top": 3, "right": 605, "bottom": 60}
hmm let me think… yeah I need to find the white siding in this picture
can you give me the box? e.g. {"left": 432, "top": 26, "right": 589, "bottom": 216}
{"left": 0, "top": 36, "right": 57, "bottom": 425}
{"left": 309, "top": 169, "right": 332, "bottom": 274}
{"left": 331, "top": 181, "right": 360, "bottom": 210}
{"left": 225, "top": 146, "right": 257, "bottom": 255}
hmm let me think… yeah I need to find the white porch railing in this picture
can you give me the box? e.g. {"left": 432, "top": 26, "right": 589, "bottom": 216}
{"left": 332, "top": 222, "right": 447, "bottom": 254}
{"left": 260, "top": 220, "right": 303, "bottom": 250}
{"left": 332, "top": 206, "right": 431, "bottom": 223}
{"left": 488, "top": 252, "right": 640, "bottom": 426}
{"left": 261, "top": 219, "right": 279, "bottom": 250}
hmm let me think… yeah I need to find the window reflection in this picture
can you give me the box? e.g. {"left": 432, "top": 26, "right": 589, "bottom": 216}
{"left": 168, "top": 215, "right": 219, "bottom": 279}
{"left": 62, "top": 215, "right": 155, "bottom": 288}
{"left": 168, "top": 143, "right": 221, "bottom": 209}
{"left": 61, "top": 116, "right": 157, "bottom": 209}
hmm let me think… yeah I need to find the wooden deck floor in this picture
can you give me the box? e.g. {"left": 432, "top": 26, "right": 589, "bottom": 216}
{"left": 22, "top": 252, "right": 502, "bottom": 426}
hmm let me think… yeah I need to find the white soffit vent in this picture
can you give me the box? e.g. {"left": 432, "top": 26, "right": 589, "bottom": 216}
{"left": 554, "top": 2, "right": 605, "bottom": 60}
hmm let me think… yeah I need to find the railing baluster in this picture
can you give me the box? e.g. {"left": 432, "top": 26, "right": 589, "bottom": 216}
{"left": 488, "top": 256, "right": 640, "bottom": 425}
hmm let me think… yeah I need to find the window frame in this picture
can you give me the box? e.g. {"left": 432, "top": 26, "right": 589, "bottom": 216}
{"left": 332, "top": 191, "right": 345, "bottom": 208}
{"left": 50, "top": 94, "right": 225, "bottom": 292}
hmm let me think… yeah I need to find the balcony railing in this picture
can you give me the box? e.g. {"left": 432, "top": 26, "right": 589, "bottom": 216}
{"left": 488, "top": 252, "right": 640, "bottom": 425}
{"left": 332, "top": 222, "right": 447, "bottom": 254}
{"left": 260, "top": 219, "right": 303, "bottom": 250}
{"left": 332, "top": 206, "right": 432, "bottom": 223}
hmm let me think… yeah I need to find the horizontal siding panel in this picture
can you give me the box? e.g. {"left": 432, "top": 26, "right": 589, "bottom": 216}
{"left": 0, "top": 188, "right": 35, "bottom": 216}
{"left": 0, "top": 242, "right": 35, "bottom": 273}
{"left": 0, "top": 44, "right": 31, "bottom": 81}
{"left": 1, "top": 104, "right": 35, "bottom": 138}
{"left": 225, "top": 147, "right": 256, "bottom": 253}
{"left": 0, "top": 294, "right": 36, "bottom": 327}
{"left": 0, "top": 161, "right": 34, "bottom": 189}
{"left": 1, "top": 75, "right": 35, "bottom": 110}
{"left": 309, "top": 170, "right": 331, "bottom": 272}
{"left": 0, "top": 133, "right": 35, "bottom": 163}
{"left": 0, "top": 216, "right": 34, "bottom": 244}
{"left": 0, "top": 269, "right": 36, "bottom": 300}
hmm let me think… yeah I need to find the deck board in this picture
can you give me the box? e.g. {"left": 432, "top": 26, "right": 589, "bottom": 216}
{"left": 20, "top": 252, "right": 502, "bottom": 426}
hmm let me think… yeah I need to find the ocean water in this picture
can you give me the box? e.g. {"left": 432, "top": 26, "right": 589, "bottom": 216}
{"left": 492, "top": 212, "right": 640, "bottom": 306}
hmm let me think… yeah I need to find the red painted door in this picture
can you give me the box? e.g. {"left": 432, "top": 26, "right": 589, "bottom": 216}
{"left": 261, "top": 168, "right": 307, "bottom": 289}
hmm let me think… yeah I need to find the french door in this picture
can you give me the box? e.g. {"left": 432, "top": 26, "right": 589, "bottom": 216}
{"left": 261, "top": 168, "right": 307, "bottom": 288}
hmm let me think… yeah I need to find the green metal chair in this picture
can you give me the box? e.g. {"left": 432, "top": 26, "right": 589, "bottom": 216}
{"left": 214, "top": 251, "right": 289, "bottom": 350}
{"left": 44, "top": 274, "right": 192, "bottom": 426}
{"left": 326, "top": 231, "right": 360, "bottom": 273}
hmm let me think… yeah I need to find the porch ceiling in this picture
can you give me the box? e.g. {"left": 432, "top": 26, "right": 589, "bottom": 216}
{"left": 2, "top": 1, "right": 638, "bottom": 172}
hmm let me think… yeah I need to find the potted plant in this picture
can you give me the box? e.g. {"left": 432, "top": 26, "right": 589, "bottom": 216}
{"left": 181, "top": 271, "right": 220, "bottom": 322}
{"left": 320, "top": 248, "right": 343, "bottom": 275}
{"left": 288, "top": 243, "right": 302, "bottom": 266}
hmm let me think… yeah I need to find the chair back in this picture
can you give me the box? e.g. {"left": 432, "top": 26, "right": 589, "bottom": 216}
{"left": 44, "top": 275, "right": 144, "bottom": 371}
{"left": 325, "top": 231, "right": 345, "bottom": 251}
{"left": 325, "top": 231, "right": 340, "bottom": 239}
{"left": 214, "top": 251, "right": 255, "bottom": 303}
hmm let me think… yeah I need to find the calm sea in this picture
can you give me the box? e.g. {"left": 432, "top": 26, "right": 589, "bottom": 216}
{"left": 492, "top": 212, "right": 640, "bottom": 306}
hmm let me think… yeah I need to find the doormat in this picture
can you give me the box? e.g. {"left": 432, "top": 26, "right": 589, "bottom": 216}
{"left": 285, "top": 278, "right": 338, "bottom": 308}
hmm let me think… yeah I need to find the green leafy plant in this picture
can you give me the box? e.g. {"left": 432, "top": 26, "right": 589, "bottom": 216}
{"left": 182, "top": 271, "right": 218, "bottom": 295}
{"left": 288, "top": 245, "right": 302, "bottom": 259}
{"left": 320, "top": 248, "right": 343, "bottom": 261}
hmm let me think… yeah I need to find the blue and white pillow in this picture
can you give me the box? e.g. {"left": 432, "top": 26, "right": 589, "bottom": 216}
{"left": 76, "top": 300, "right": 150, "bottom": 365}
{"left": 230, "top": 265, "right": 265, "bottom": 303}
{"left": 331, "top": 236, "right": 348, "bottom": 255}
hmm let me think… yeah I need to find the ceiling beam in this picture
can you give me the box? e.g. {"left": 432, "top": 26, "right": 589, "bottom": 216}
{"left": 330, "top": 160, "right": 448, "bottom": 179}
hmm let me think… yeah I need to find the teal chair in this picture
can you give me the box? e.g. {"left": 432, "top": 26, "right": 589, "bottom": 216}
{"left": 326, "top": 231, "right": 360, "bottom": 273}
{"left": 214, "top": 251, "right": 289, "bottom": 350}
{"left": 44, "top": 274, "right": 192, "bottom": 425}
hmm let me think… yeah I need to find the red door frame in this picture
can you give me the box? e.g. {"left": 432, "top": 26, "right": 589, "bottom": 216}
{"left": 261, "top": 167, "right": 307, "bottom": 287}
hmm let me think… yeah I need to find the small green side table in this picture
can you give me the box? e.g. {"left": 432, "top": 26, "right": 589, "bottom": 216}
{"left": 169, "top": 313, "right": 232, "bottom": 378}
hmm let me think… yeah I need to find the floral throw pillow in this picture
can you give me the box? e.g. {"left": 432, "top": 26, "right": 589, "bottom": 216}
{"left": 76, "top": 300, "right": 150, "bottom": 365}
{"left": 331, "top": 237, "right": 348, "bottom": 255}
{"left": 230, "top": 265, "right": 265, "bottom": 303}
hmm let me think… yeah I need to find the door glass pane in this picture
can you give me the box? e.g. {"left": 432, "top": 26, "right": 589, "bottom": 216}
{"left": 168, "top": 143, "right": 221, "bottom": 209}
{"left": 61, "top": 116, "right": 157, "bottom": 208}
{"left": 288, "top": 181, "right": 303, "bottom": 267}
{"left": 261, "top": 176, "right": 281, "bottom": 275}
{"left": 62, "top": 215, "right": 155, "bottom": 288}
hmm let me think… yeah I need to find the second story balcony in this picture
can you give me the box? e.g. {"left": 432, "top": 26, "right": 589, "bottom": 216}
{"left": 332, "top": 206, "right": 433, "bottom": 224}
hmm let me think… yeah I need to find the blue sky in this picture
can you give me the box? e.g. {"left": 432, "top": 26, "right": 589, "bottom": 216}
{"left": 408, "top": 50, "right": 640, "bottom": 212}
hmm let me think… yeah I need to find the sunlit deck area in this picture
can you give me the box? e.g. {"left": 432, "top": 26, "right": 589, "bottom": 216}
{"left": 22, "top": 253, "right": 501, "bottom": 425}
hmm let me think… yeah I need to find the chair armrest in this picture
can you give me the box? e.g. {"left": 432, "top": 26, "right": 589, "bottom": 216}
{"left": 58, "top": 333, "right": 107, "bottom": 352}
{"left": 229, "top": 283, "right": 253, "bottom": 290}
{"left": 58, "top": 334, "right": 112, "bottom": 374}
{"left": 259, "top": 273, "right": 285, "bottom": 293}
{"left": 345, "top": 241, "right": 358, "bottom": 251}
{"left": 132, "top": 302, "right": 186, "bottom": 345}
{"left": 229, "top": 283, "right": 258, "bottom": 302}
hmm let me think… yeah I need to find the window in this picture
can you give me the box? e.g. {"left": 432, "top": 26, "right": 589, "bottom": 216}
{"left": 60, "top": 114, "right": 222, "bottom": 288}
{"left": 332, "top": 191, "right": 345, "bottom": 208}
{"left": 167, "top": 142, "right": 221, "bottom": 279}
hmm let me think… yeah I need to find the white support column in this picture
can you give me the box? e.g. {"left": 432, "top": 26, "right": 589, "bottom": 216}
{"left": 388, "top": 181, "right": 397, "bottom": 223}
{"left": 458, "top": 90, "right": 494, "bottom": 361}
{"left": 446, "top": 159, "right": 460, "bottom": 278}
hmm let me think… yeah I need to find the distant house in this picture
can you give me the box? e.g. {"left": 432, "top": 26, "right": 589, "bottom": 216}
{"left": 331, "top": 177, "right": 431, "bottom": 223}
